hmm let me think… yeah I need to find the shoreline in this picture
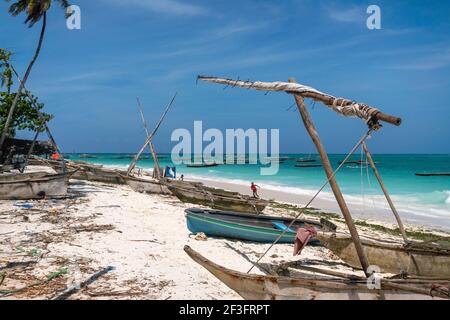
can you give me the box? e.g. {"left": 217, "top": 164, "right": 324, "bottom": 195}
{"left": 79, "top": 161, "right": 450, "bottom": 232}
{"left": 182, "top": 174, "right": 450, "bottom": 233}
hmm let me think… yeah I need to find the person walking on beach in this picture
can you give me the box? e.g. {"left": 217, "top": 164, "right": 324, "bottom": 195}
{"left": 250, "top": 182, "right": 260, "bottom": 198}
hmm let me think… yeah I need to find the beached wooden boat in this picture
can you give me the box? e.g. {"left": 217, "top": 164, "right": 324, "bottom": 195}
{"left": 121, "top": 174, "right": 171, "bottom": 195}
{"left": 184, "top": 246, "right": 448, "bottom": 300}
{"left": 186, "top": 163, "right": 219, "bottom": 168}
{"left": 0, "top": 171, "right": 70, "bottom": 200}
{"left": 66, "top": 162, "right": 125, "bottom": 184}
{"left": 185, "top": 208, "right": 326, "bottom": 243}
{"left": 29, "top": 157, "right": 126, "bottom": 184}
{"left": 316, "top": 231, "right": 450, "bottom": 278}
{"left": 168, "top": 184, "right": 268, "bottom": 213}
{"left": 415, "top": 172, "right": 450, "bottom": 177}
{"left": 295, "top": 164, "right": 322, "bottom": 168}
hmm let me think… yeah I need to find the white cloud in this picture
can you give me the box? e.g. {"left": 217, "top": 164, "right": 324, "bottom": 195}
{"left": 107, "top": 0, "right": 208, "bottom": 16}
{"left": 388, "top": 49, "right": 450, "bottom": 71}
{"left": 325, "top": 4, "right": 366, "bottom": 23}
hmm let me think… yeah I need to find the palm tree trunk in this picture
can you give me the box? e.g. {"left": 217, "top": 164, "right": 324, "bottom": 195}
{"left": 0, "top": 12, "right": 47, "bottom": 154}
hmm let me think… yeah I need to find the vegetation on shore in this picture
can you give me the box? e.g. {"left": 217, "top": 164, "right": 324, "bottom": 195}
{"left": 269, "top": 201, "right": 450, "bottom": 244}
{"left": 0, "top": 49, "right": 52, "bottom": 137}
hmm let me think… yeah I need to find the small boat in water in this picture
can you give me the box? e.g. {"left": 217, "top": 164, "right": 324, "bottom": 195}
{"left": 295, "top": 164, "right": 322, "bottom": 168}
{"left": 185, "top": 208, "right": 327, "bottom": 243}
{"left": 296, "top": 159, "right": 317, "bottom": 163}
{"left": 168, "top": 184, "right": 268, "bottom": 213}
{"left": 79, "top": 154, "right": 98, "bottom": 159}
{"left": 186, "top": 163, "right": 219, "bottom": 168}
{"left": 415, "top": 172, "right": 450, "bottom": 177}
{"left": 0, "top": 171, "right": 71, "bottom": 200}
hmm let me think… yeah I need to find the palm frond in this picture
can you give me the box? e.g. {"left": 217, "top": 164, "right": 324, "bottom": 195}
{"left": 6, "top": 0, "right": 70, "bottom": 27}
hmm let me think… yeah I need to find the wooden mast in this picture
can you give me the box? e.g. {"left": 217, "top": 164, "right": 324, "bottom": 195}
{"left": 289, "top": 78, "right": 371, "bottom": 276}
{"left": 136, "top": 98, "right": 162, "bottom": 179}
{"left": 362, "top": 141, "right": 409, "bottom": 243}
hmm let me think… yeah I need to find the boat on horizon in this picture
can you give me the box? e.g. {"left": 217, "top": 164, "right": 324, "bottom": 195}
{"left": 415, "top": 172, "right": 450, "bottom": 177}
{"left": 295, "top": 164, "right": 322, "bottom": 168}
{"left": 186, "top": 163, "right": 219, "bottom": 168}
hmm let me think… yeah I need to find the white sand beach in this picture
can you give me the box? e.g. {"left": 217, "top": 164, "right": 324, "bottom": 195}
{"left": 1, "top": 167, "right": 448, "bottom": 300}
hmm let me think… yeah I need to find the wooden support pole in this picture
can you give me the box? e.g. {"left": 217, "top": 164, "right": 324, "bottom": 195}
{"left": 127, "top": 93, "right": 177, "bottom": 175}
{"left": 362, "top": 141, "right": 409, "bottom": 243}
{"left": 10, "top": 65, "right": 66, "bottom": 172}
{"left": 136, "top": 98, "right": 162, "bottom": 179}
{"left": 289, "top": 78, "right": 370, "bottom": 276}
{"left": 198, "top": 75, "right": 402, "bottom": 126}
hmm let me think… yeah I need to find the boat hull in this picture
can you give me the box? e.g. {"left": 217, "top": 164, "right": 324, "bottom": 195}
{"left": 316, "top": 232, "right": 450, "bottom": 278}
{"left": 169, "top": 186, "right": 267, "bottom": 213}
{"left": 185, "top": 208, "right": 322, "bottom": 243}
{"left": 184, "top": 246, "right": 443, "bottom": 300}
{"left": 122, "top": 175, "right": 171, "bottom": 195}
{"left": 0, "top": 172, "right": 69, "bottom": 200}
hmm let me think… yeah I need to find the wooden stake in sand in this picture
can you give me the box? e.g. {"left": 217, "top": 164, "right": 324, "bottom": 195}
{"left": 136, "top": 97, "right": 162, "bottom": 179}
{"left": 127, "top": 93, "right": 177, "bottom": 175}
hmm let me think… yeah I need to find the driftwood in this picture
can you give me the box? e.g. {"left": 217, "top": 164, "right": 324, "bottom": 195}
{"left": 197, "top": 75, "right": 401, "bottom": 127}
{"left": 52, "top": 266, "right": 114, "bottom": 300}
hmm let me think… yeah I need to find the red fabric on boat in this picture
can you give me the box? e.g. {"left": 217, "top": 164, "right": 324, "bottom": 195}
{"left": 293, "top": 226, "right": 317, "bottom": 256}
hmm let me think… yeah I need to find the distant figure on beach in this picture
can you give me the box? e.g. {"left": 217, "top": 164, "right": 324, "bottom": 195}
{"left": 250, "top": 182, "right": 260, "bottom": 198}
{"left": 51, "top": 153, "right": 60, "bottom": 160}
{"left": 180, "top": 174, "right": 184, "bottom": 181}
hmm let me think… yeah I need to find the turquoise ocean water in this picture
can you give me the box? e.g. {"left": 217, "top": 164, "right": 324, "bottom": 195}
{"left": 66, "top": 153, "right": 450, "bottom": 229}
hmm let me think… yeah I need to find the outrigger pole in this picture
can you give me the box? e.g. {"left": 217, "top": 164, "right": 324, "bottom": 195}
{"left": 288, "top": 78, "right": 371, "bottom": 275}
{"left": 198, "top": 75, "right": 402, "bottom": 277}
{"left": 136, "top": 97, "right": 162, "bottom": 179}
{"left": 362, "top": 141, "right": 409, "bottom": 243}
{"left": 127, "top": 93, "right": 177, "bottom": 175}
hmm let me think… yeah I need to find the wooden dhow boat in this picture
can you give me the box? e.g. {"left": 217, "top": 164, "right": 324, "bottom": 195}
{"left": 28, "top": 156, "right": 126, "bottom": 184}
{"left": 188, "top": 75, "right": 450, "bottom": 299}
{"left": 168, "top": 183, "right": 269, "bottom": 213}
{"left": 316, "top": 231, "right": 450, "bottom": 278}
{"left": 0, "top": 171, "right": 71, "bottom": 200}
{"left": 184, "top": 246, "right": 449, "bottom": 300}
{"left": 121, "top": 174, "right": 171, "bottom": 195}
{"left": 185, "top": 208, "right": 328, "bottom": 243}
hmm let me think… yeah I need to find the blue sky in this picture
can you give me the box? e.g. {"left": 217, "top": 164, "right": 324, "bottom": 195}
{"left": 0, "top": 0, "right": 449, "bottom": 153}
